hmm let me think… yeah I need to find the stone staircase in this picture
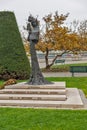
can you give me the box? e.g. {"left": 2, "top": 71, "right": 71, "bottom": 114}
{"left": 0, "top": 82, "right": 84, "bottom": 108}
{"left": 0, "top": 82, "right": 68, "bottom": 108}
{"left": 0, "top": 90, "right": 66, "bottom": 101}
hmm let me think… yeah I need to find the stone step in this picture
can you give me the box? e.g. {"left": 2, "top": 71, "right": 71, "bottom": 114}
{"left": 5, "top": 82, "right": 66, "bottom": 89}
{"left": 0, "top": 99, "right": 83, "bottom": 109}
{"left": 0, "top": 94, "right": 67, "bottom": 101}
{"left": 0, "top": 89, "right": 66, "bottom": 95}
{"left": 0, "top": 88, "right": 84, "bottom": 109}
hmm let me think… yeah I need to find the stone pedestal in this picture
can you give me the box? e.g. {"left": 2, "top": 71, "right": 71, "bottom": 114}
{"left": 0, "top": 82, "right": 84, "bottom": 109}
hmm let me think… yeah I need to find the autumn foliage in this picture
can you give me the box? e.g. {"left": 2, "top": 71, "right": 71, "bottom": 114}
{"left": 24, "top": 12, "right": 87, "bottom": 69}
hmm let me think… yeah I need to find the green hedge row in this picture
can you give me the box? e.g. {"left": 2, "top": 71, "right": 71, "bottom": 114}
{"left": 0, "top": 11, "right": 30, "bottom": 80}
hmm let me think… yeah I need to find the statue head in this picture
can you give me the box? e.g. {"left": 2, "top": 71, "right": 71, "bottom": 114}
{"left": 27, "top": 15, "right": 39, "bottom": 43}
{"left": 28, "top": 15, "right": 38, "bottom": 28}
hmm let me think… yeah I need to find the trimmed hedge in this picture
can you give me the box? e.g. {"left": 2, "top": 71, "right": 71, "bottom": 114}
{"left": 0, "top": 11, "right": 30, "bottom": 80}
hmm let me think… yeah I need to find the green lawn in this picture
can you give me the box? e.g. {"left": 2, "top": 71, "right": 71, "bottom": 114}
{"left": 51, "top": 62, "right": 87, "bottom": 72}
{"left": 0, "top": 77, "right": 87, "bottom": 130}
{"left": 46, "top": 77, "right": 87, "bottom": 97}
{"left": 0, "top": 77, "right": 87, "bottom": 97}
{"left": 0, "top": 80, "right": 4, "bottom": 88}
{"left": 0, "top": 108, "right": 87, "bottom": 130}
{"left": 0, "top": 80, "right": 4, "bottom": 86}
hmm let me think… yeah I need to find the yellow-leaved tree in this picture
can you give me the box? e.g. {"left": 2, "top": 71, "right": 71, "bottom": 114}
{"left": 36, "top": 12, "right": 80, "bottom": 69}
{"left": 78, "top": 20, "right": 87, "bottom": 51}
{"left": 23, "top": 12, "right": 85, "bottom": 69}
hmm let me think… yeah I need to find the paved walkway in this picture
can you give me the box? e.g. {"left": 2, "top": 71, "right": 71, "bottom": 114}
{"left": 43, "top": 72, "right": 87, "bottom": 77}
{"left": 39, "top": 58, "right": 87, "bottom": 68}
{"left": 39, "top": 58, "right": 87, "bottom": 77}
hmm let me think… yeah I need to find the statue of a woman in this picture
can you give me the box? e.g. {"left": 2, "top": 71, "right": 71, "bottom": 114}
{"left": 27, "top": 15, "right": 39, "bottom": 43}
{"left": 27, "top": 15, "right": 52, "bottom": 85}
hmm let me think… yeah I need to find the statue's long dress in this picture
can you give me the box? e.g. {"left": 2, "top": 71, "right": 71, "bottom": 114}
{"left": 27, "top": 17, "right": 52, "bottom": 85}
{"left": 28, "top": 40, "right": 52, "bottom": 85}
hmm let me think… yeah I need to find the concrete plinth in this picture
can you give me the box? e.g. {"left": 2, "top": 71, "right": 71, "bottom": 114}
{"left": 5, "top": 82, "right": 66, "bottom": 89}
{"left": 0, "top": 82, "right": 84, "bottom": 109}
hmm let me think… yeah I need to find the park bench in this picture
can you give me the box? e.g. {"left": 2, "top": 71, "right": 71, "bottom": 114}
{"left": 70, "top": 66, "right": 87, "bottom": 77}
{"left": 55, "top": 59, "right": 65, "bottom": 64}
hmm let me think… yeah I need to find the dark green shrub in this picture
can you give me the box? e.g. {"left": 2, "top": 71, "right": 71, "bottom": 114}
{"left": 0, "top": 11, "right": 30, "bottom": 80}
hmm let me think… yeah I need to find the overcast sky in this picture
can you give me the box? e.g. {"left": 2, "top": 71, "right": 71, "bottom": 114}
{"left": 0, "top": 0, "right": 87, "bottom": 30}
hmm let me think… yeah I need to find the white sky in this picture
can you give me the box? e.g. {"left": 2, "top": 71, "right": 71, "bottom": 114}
{"left": 0, "top": 0, "right": 87, "bottom": 30}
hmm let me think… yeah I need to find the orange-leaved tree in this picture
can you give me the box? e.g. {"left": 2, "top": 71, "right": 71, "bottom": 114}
{"left": 70, "top": 20, "right": 87, "bottom": 52}
{"left": 78, "top": 20, "right": 87, "bottom": 51}
{"left": 36, "top": 12, "right": 80, "bottom": 69}
{"left": 23, "top": 12, "right": 82, "bottom": 69}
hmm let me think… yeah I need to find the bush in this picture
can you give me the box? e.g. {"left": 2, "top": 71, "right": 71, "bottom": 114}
{"left": 0, "top": 11, "right": 30, "bottom": 80}
{"left": 4, "top": 79, "right": 17, "bottom": 86}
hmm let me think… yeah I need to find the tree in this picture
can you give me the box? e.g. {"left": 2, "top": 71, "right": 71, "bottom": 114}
{"left": 23, "top": 12, "right": 86, "bottom": 69}
{"left": 78, "top": 20, "right": 87, "bottom": 51}
{"left": 69, "top": 20, "right": 87, "bottom": 51}
{"left": 36, "top": 12, "right": 80, "bottom": 69}
{"left": 0, "top": 11, "right": 30, "bottom": 80}
{"left": 24, "top": 41, "right": 30, "bottom": 56}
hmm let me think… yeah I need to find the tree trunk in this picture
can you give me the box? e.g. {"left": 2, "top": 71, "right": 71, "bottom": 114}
{"left": 28, "top": 41, "right": 52, "bottom": 85}
{"left": 45, "top": 51, "right": 68, "bottom": 69}
{"left": 45, "top": 48, "right": 50, "bottom": 69}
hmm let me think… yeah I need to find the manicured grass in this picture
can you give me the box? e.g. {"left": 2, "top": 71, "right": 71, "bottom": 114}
{"left": 46, "top": 77, "right": 87, "bottom": 97}
{"left": 0, "top": 78, "right": 87, "bottom": 130}
{"left": 0, "top": 108, "right": 87, "bottom": 130}
{"left": 51, "top": 63, "right": 87, "bottom": 72}
{"left": 0, "top": 77, "right": 87, "bottom": 97}
{"left": 0, "top": 80, "right": 4, "bottom": 86}
{"left": 0, "top": 80, "right": 4, "bottom": 89}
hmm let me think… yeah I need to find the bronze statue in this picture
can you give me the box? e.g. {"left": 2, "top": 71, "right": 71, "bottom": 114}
{"left": 27, "top": 15, "right": 52, "bottom": 85}
{"left": 27, "top": 15, "right": 39, "bottom": 43}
